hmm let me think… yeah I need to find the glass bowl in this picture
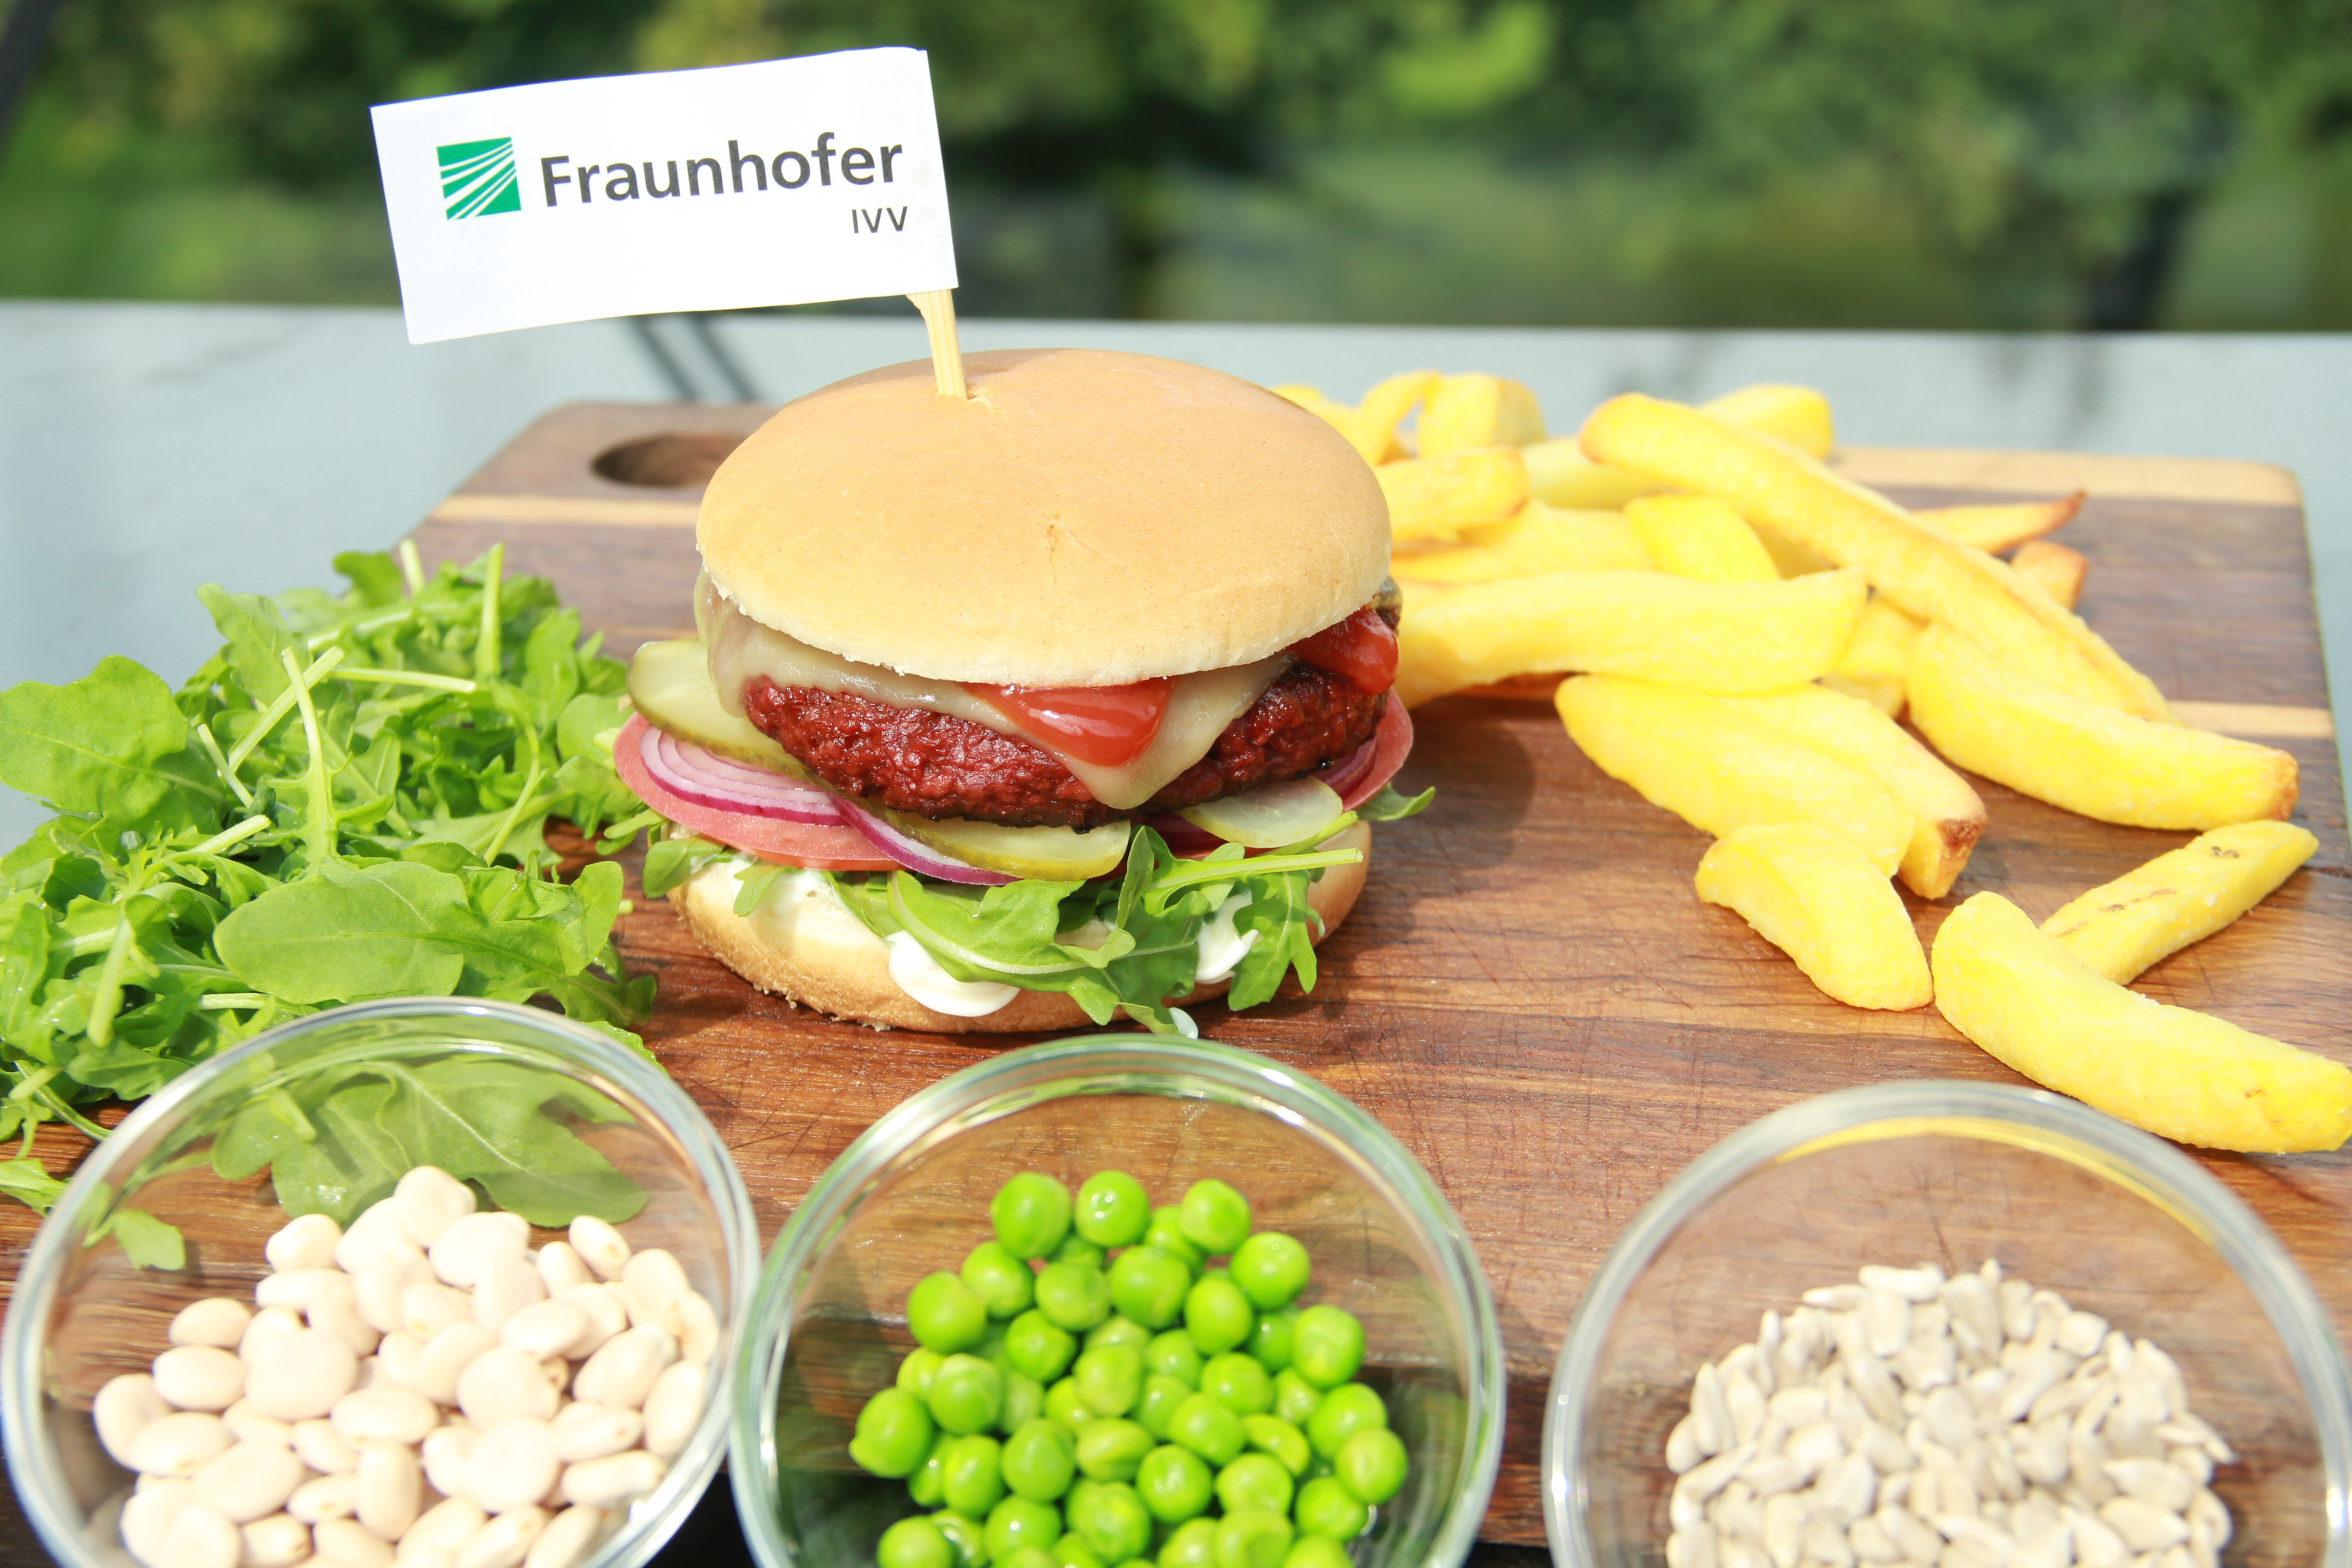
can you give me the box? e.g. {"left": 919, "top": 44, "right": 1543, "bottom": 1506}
{"left": 1544, "top": 1080, "right": 2352, "bottom": 1568}
{"left": 731, "top": 1034, "right": 1505, "bottom": 1568}
{"left": 3, "top": 997, "right": 758, "bottom": 1568}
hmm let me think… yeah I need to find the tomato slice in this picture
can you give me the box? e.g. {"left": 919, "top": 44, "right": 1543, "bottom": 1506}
{"left": 613, "top": 716, "right": 897, "bottom": 872}
{"left": 966, "top": 678, "right": 1177, "bottom": 768}
{"left": 1290, "top": 606, "right": 1398, "bottom": 694}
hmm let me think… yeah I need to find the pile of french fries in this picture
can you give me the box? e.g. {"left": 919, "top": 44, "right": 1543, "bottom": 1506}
{"left": 1277, "top": 372, "right": 2343, "bottom": 1152}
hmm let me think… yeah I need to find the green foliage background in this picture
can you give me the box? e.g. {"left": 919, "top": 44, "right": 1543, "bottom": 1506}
{"left": 8, "top": 0, "right": 2352, "bottom": 328}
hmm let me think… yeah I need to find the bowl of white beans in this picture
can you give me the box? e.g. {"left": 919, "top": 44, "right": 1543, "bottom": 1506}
{"left": 2, "top": 997, "right": 757, "bottom": 1568}
{"left": 1543, "top": 1081, "right": 2352, "bottom": 1568}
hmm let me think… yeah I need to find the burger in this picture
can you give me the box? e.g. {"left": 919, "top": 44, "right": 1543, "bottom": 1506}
{"left": 611, "top": 347, "right": 1426, "bottom": 1034}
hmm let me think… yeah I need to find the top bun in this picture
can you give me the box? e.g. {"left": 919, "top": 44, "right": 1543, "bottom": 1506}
{"left": 696, "top": 348, "right": 1391, "bottom": 686}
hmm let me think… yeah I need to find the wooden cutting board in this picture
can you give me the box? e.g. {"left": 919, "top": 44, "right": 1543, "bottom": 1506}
{"left": 14, "top": 403, "right": 2349, "bottom": 1551}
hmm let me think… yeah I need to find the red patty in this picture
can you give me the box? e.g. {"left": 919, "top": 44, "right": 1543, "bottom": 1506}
{"left": 742, "top": 662, "right": 1386, "bottom": 829}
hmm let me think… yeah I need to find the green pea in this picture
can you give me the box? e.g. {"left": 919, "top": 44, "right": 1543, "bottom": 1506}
{"left": 1068, "top": 1479, "right": 1153, "bottom": 1563}
{"left": 1183, "top": 1277, "right": 1254, "bottom": 1357}
{"left": 899, "top": 1348, "right": 947, "bottom": 1398}
{"left": 994, "top": 1173, "right": 1075, "bottom": 1260}
{"left": 1142, "top": 1207, "right": 1207, "bottom": 1271}
{"left": 940, "top": 1433, "right": 1006, "bottom": 1516}
{"left": 931, "top": 1511, "right": 987, "bottom": 1568}
{"left": 1075, "top": 1417, "right": 1156, "bottom": 1482}
{"left": 964, "top": 1241, "right": 1037, "bottom": 1319}
{"left": 1037, "top": 1261, "right": 1112, "bottom": 1333}
{"left": 1246, "top": 1308, "right": 1297, "bottom": 1373}
{"left": 928, "top": 1354, "right": 1005, "bottom": 1436}
{"left": 1333, "top": 1427, "right": 1408, "bottom": 1505}
{"left": 1108, "top": 1248, "right": 1195, "bottom": 1330}
{"left": 1228, "top": 1233, "right": 1309, "bottom": 1311}
{"left": 977, "top": 1320, "right": 1014, "bottom": 1371}
{"left": 1135, "top": 1442, "right": 1215, "bottom": 1522}
{"left": 1055, "top": 1537, "right": 1107, "bottom": 1568}
{"left": 1136, "top": 1373, "right": 1194, "bottom": 1441}
{"left": 851, "top": 1386, "right": 934, "bottom": 1477}
{"left": 1006, "top": 1308, "right": 1079, "bottom": 1383}
{"left": 1158, "top": 1518, "right": 1220, "bottom": 1568}
{"left": 1046, "top": 1376, "right": 1098, "bottom": 1433}
{"left": 1200, "top": 1353, "right": 1273, "bottom": 1416}
{"left": 909, "top": 1273, "right": 991, "bottom": 1354}
{"left": 1210, "top": 1508, "right": 1292, "bottom": 1568}
{"left": 1086, "top": 1315, "right": 1153, "bottom": 1354}
{"left": 1054, "top": 1232, "right": 1108, "bottom": 1270}
{"left": 1304, "top": 1384, "right": 1386, "bottom": 1460}
{"left": 1271, "top": 1369, "right": 1320, "bottom": 1428}
{"left": 985, "top": 1495, "right": 1063, "bottom": 1559}
{"left": 879, "top": 1516, "right": 953, "bottom": 1568}
{"left": 1281, "top": 1537, "right": 1354, "bottom": 1568}
{"left": 1176, "top": 1181, "right": 1252, "bottom": 1255}
{"left": 1001, "top": 1417, "right": 1078, "bottom": 1502}
{"left": 907, "top": 1430, "right": 951, "bottom": 1507}
{"left": 1001, "top": 1370, "right": 1046, "bottom": 1434}
{"left": 998, "top": 1550, "right": 1057, "bottom": 1568}
{"left": 1075, "top": 1170, "right": 1152, "bottom": 1247}
{"left": 1165, "top": 1391, "right": 1246, "bottom": 1467}
{"left": 1293, "top": 1474, "right": 1370, "bottom": 1539}
{"left": 1143, "top": 1329, "right": 1204, "bottom": 1387}
{"left": 1075, "top": 1343, "right": 1143, "bottom": 1418}
{"left": 1289, "top": 1306, "right": 1364, "bottom": 1390}
{"left": 1214, "top": 1452, "right": 1294, "bottom": 1517}
{"left": 1240, "top": 1414, "right": 1309, "bottom": 1478}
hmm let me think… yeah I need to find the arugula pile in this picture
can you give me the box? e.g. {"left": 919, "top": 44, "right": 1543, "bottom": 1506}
{"left": 0, "top": 544, "right": 661, "bottom": 1222}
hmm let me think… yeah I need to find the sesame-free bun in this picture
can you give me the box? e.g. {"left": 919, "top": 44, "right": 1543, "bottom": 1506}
{"left": 671, "top": 825, "right": 1370, "bottom": 1034}
{"left": 697, "top": 348, "right": 1391, "bottom": 687}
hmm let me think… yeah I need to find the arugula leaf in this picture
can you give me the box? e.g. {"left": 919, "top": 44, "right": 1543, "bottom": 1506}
{"left": 214, "top": 862, "right": 470, "bottom": 1002}
{"left": 1357, "top": 783, "right": 1436, "bottom": 822}
{"left": 642, "top": 831, "right": 730, "bottom": 898}
{"left": 0, "top": 657, "right": 216, "bottom": 823}
{"left": 0, "top": 1157, "right": 67, "bottom": 1214}
{"left": 98, "top": 1208, "right": 186, "bottom": 1270}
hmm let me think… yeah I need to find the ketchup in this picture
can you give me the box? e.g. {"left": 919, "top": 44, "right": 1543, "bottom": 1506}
{"left": 1289, "top": 606, "right": 1398, "bottom": 694}
{"left": 967, "top": 678, "right": 1177, "bottom": 768}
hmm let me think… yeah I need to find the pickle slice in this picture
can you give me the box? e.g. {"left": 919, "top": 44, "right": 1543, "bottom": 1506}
{"left": 877, "top": 807, "right": 1134, "bottom": 881}
{"left": 1178, "top": 776, "right": 1345, "bottom": 849}
{"left": 626, "top": 637, "right": 797, "bottom": 769}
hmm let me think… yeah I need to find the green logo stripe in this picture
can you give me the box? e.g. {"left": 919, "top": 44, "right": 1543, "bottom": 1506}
{"left": 436, "top": 137, "right": 521, "bottom": 220}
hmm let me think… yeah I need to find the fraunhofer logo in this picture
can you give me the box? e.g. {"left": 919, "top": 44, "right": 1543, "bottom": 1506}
{"left": 438, "top": 137, "right": 521, "bottom": 219}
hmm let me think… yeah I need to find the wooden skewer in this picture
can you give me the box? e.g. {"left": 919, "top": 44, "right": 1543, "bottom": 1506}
{"left": 907, "top": 289, "right": 968, "bottom": 399}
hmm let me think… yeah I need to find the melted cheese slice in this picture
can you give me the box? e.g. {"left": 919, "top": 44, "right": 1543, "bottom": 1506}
{"left": 698, "top": 577, "right": 1288, "bottom": 810}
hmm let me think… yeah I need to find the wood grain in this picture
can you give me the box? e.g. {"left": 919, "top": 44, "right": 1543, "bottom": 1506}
{"left": 4, "top": 404, "right": 2344, "bottom": 1552}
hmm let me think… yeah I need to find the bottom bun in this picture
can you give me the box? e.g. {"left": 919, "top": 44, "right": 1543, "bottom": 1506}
{"left": 670, "top": 823, "right": 1371, "bottom": 1034}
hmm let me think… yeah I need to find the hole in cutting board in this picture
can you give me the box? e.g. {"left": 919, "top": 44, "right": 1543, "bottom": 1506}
{"left": 592, "top": 432, "right": 745, "bottom": 488}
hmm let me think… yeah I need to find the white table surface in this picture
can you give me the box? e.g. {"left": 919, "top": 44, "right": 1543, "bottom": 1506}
{"left": 3, "top": 301, "right": 2346, "bottom": 848}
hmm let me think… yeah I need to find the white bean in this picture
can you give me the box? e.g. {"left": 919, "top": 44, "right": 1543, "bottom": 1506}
{"left": 240, "top": 1512, "right": 313, "bottom": 1568}
{"left": 522, "top": 1506, "right": 603, "bottom": 1568}
{"left": 287, "top": 1472, "right": 359, "bottom": 1524}
{"left": 462, "top": 1418, "right": 560, "bottom": 1515}
{"left": 402, "top": 1495, "right": 487, "bottom": 1557}
{"left": 152, "top": 1345, "right": 246, "bottom": 1413}
{"left": 421, "top": 1426, "right": 480, "bottom": 1501}
{"left": 416, "top": 1323, "right": 499, "bottom": 1407}
{"left": 332, "top": 1388, "right": 439, "bottom": 1447}
{"left": 336, "top": 1200, "right": 414, "bottom": 1277}
{"left": 566, "top": 1218, "right": 629, "bottom": 1283}
{"left": 430, "top": 1213, "right": 529, "bottom": 1290}
{"left": 456, "top": 1347, "right": 559, "bottom": 1428}
{"left": 191, "top": 1439, "right": 306, "bottom": 1523}
{"left": 355, "top": 1246, "right": 435, "bottom": 1335}
{"left": 375, "top": 1332, "right": 425, "bottom": 1394}
{"left": 617, "top": 1251, "right": 686, "bottom": 1332}
{"left": 122, "top": 1479, "right": 195, "bottom": 1567}
{"left": 538, "top": 1356, "right": 573, "bottom": 1400}
{"left": 357, "top": 1441, "right": 425, "bottom": 1541}
{"left": 158, "top": 1500, "right": 241, "bottom": 1568}
{"left": 500, "top": 1300, "right": 588, "bottom": 1362}
{"left": 641, "top": 1362, "right": 704, "bottom": 1460}
{"left": 556, "top": 1286, "right": 626, "bottom": 1360}
{"left": 170, "top": 1298, "right": 255, "bottom": 1351}
{"left": 312, "top": 1292, "right": 384, "bottom": 1360}
{"left": 97, "top": 1372, "right": 173, "bottom": 1467}
{"left": 558, "top": 1450, "right": 665, "bottom": 1510}
{"left": 256, "top": 1269, "right": 354, "bottom": 1316}
{"left": 533, "top": 1244, "right": 593, "bottom": 1298}
{"left": 294, "top": 1419, "right": 359, "bottom": 1475}
{"left": 394, "top": 1166, "right": 477, "bottom": 1249}
{"left": 314, "top": 1516, "right": 397, "bottom": 1566}
{"left": 240, "top": 1308, "right": 305, "bottom": 1361}
{"left": 266, "top": 1213, "right": 343, "bottom": 1274}
{"left": 128, "top": 1412, "right": 233, "bottom": 1477}
{"left": 452, "top": 1506, "right": 547, "bottom": 1568}
{"left": 672, "top": 1291, "right": 719, "bottom": 1368}
{"left": 472, "top": 1259, "right": 545, "bottom": 1333}
{"left": 571, "top": 1327, "right": 675, "bottom": 1411}
{"left": 548, "top": 1403, "right": 641, "bottom": 1464}
{"left": 402, "top": 1282, "right": 476, "bottom": 1338}
{"left": 221, "top": 1400, "right": 294, "bottom": 1448}
{"left": 242, "top": 1328, "right": 358, "bottom": 1421}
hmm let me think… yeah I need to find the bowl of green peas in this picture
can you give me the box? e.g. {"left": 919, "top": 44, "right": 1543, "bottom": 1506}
{"left": 729, "top": 1036, "right": 1503, "bottom": 1568}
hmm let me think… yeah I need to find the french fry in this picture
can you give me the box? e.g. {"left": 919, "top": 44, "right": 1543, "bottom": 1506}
{"left": 1397, "top": 568, "right": 1867, "bottom": 707}
{"left": 1580, "top": 394, "right": 2170, "bottom": 720}
{"left": 1625, "top": 495, "right": 1779, "bottom": 584}
{"left": 1378, "top": 447, "right": 1531, "bottom": 544}
{"left": 1420, "top": 373, "right": 1546, "bottom": 456}
{"left": 2043, "top": 821, "right": 2319, "bottom": 983}
{"left": 1697, "top": 823, "right": 1931, "bottom": 1009}
{"left": 1758, "top": 531, "right": 1838, "bottom": 578}
{"left": 1726, "top": 684, "right": 1985, "bottom": 899}
{"left": 1520, "top": 438, "right": 1671, "bottom": 510}
{"left": 1907, "top": 622, "right": 2297, "bottom": 829}
{"left": 1820, "top": 595, "right": 1923, "bottom": 718}
{"left": 2011, "top": 539, "right": 2088, "bottom": 609}
{"left": 1358, "top": 369, "right": 1442, "bottom": 461}
{"left": 1392, "top": 502, "right": 1650, "bottom": 582}
{"left": 1700, "top": 384, "right": 1835, "bottom": 460}
{"left": 1272, "top": 384, "right": 1392, "bottom": 466}
{"left": 1915, "top": 492, "right": 2084, "bottom": 554}
{"left": 1933, "top": 891, "right": 2352, "bottom": 1152}
{"left": 1558, "top": 676, "right": 1914, "bottom": 875}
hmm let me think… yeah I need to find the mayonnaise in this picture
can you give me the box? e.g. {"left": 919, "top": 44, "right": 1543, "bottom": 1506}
{"left": 1194, "top": 892, "right": 1260, "bottom": 985}
{"left": 884, "top": 932, "right": 1020, "bottom": 1018}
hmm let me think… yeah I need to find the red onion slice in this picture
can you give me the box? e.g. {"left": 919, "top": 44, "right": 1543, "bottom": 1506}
{"left": 638, "top": 727, "right": 843, "bottom": 823}
{"left": 832, "top": 796, "right": 1018, "bottom": 887}
{"left": 1318, "top": 734, "right": 1381, "bottom": 799}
